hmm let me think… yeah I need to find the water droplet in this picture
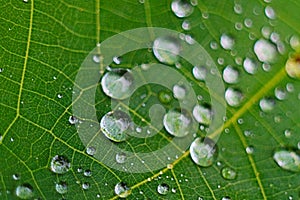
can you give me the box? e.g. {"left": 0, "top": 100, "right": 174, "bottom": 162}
{"left": 114, "top": 182, "right": 131, "bottom": 198}
{"left": 57, "top": 94, "right": 63, "bottom": 99}
{"left": 0, "top": 68, "right": 4, "bottom": 73}
{"left": 265, "top": 6, "right": 276, "bottom": 19}
{"left": 223, "top": 65, "right": 239, "bottom": 84}
{"left": 173, "top": 84, "right": 187, "bottom": 100}
{"left": 12, "top": 174, "right": 20, "bottom": 181}
{"left": 100, "top": 111, "right": 131, "bottom": 142}
{"left": 157, "top": 183, "right": 169, "bottom": 195}
{"left": 286, "top": 83, "right": 294, "bottom": 92}
{"left": 68, "top": 116, "right": 78, "bottom": 125}
{"left": 244, "top": 18, "right": 253, "bottom": 28}
{"left": 259, "top": 98, "right": 275, "bottom": 112}
{"left": 163, "top": 109, "right": 193, "bottom": 137}
{"left": 246, "top": 146, "right": 254, "bottom": 154}
{"left": 55, "top": 181, "right": 68, "bottom": 194}
{"left": 192, "top": 104, "right": 212, "bottom": 125}
{"left": 92, "top": 53, "right": 102, "bottom": 63}
{"left": 221, "top": 167, "right": 237, "bottom": 180}
{"left": 182, "top": 20, "right": 191, "bottom": 30}
{"left": 225, "top": 87, "right": 243, "bottom": 107}
{"left": 158, "top": 90, "right": 173, "bottom": 104}
{"left": 83, "top": 169, "right": 92, "bottom": 177}
{"left": 285, "top": 54, "right": 300, "bottom": 79}
{"left": 290, "top": 35, "right": 300, "bottom": 50}
{"left": 254, "top": 39, "right": 277, "bottom": 63}
{"left": 243, "top": 57, "right": 258, "bottom": 74}
{"left": 153, "top": 36, "right": 181, "bottom": 65}
{"left": 190, "top": 137, "right": 218, "bottom": 167}
{"left": 274, "top": 87, "right": 287, "bottom": 100}
{"left": 284, "top": 129, "right": 292, "bottom": 138}
{"left": 273, "top": 148, "right": 300, "bottom": 172}
{"left": 222, "top": 196, "right": 231, "bottom": 200}
{"left": 101, "top": 68, "right": 134, "bottom": 100}
{"left": 192, "top": 66, "right": 207, "bottom": 81}
{"left": 171, "top": 0, "right": 194, "bottom": 18}
{"left": 113, "top": 56, "right": 121, "bottom": 65}
{"left": 15, "top": 184, "right": 33, "bottom": 199}
{"left": 116, "top": 152, "right": 127, "bottom": 164}
{"left": 220, "top": 34, "right": 235, "bottom": 50}
{"left": 297, "top": 142, "right": 300, "bottom": 150}
{"left": 82, "top": 182, "right": 90, "bottom": 190}
{"left": 233, "top": 3, "right": 243, "bottom": 14}
{"left": 86, "top": 146, "right": 96, "bottom": 156}
{"left": 50, "top": 155, "right": 71, "bottom": 174}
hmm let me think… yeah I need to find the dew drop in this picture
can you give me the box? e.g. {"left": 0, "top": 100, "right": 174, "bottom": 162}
{"left": 246, "top": 146, "right": 254, "bottom": 154}
{"left": 86, "top": 146, "right": 96, "bottom": 156}
{"left": 82, "top": 182, "right": 90, "bottom": 190}
{"left": 100, "top": 111, "right": 131, "bottom": 142}
{"left": 221, "top": 167, "right": 237, "bottom": 180}
{"left": 157, "top": 183, "right": 169, "bottom": 195}
{"left": 15, "top": 184, "right": 33, "bottom": 199}
{"left": 55, "top": 181, "right": 68, "bottom": 194}
{"left": 273, "top": 148, "right": 300, "bottom": 172}
{"left": 68, "top": 116, "right": 78, "bottom": 125}
{"left": 290, "top": 35, "right": 300, "bottom": 50}
{"left": 153, "top": 36, "right": 181, "bottom": 65}
{"left": 192, "top": 104, "right": 212, "bottom": 125}
{"left": 12, "top": 174, "right": 20, "bottom": 181}
{"left": 220, "top": 34, "right": 235, "bottom": 50}
{"left": 57, "top": 94, "right": 63, "bottom": 99}
{"left": 114, "top": 182, "right": 131, "bottom": 198}
{"left": 171, "top": 0, "right": 194, "bottom": 18}
{"left": 113, "top": 56, "right": 121, "bottom": 65}
{"left": 173, "top": 84, "right": 187, "bottom": 100}
{"left": 254, "top": 39, "right": 277, "bottom": 63}
{"left": 163, "top": 109, "right": 193, "bottom": 137}
{"left": 285, "top": 54, "right": 300, "bottom": 79}
{"left": 182, "top": 20, "right": 191, "bottom": 30}
{"left": 284, "top": 129, "right": 292, "bottom": 138}
{"left": 158, "top": 90, "right": 173, "bottom": 104}
{"left": 192, "top": 66, "right": 207, "bottom": 81}
{"left": 225, "top": 87, "right": 243, "bottom": 107}
{"left": 243, "top": 57, "right": 258, "bottom": 74}
{"left": 244, "top": 18, "right": 253, "bottom": 28}
{"left": 265, "top": 6, "right": 276, "bottom": 19}
{"left": 190, "top": 137, "right": 218, "bottom": 167}
{"left": 116, "top": 152, "right": 127, "bottom": 164}
{"left": 92, "top": 54, "right": 102, "bottom": 64}
{"left": 233, "top": 3, "right": 243, "bottom": 14}
{"left": 274, "top": 87, "right": 287, "bottom": 100}
{"left": 0, "top": 68, "right": 4, "bottom": 73}
{"left": 223, "top": 65, "right": 239, "bottom": 84}
{"left": 50, "top": 155, "right": 71, "bottom": 174}
{"left": 222, "top": 196, "right": 231, "bottom": 200}
{"left": 259, "top": 97, "right": 275, "bottom": 112}
{"left": 101, "top": 68, "right": 134, "bottom": 100}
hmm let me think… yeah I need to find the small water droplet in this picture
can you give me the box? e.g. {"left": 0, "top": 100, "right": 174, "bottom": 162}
{"left": 83, "top": 169, "right": 92, "bottom": 177}
{"left": 222, "top": 196, "right": 231, "bottom": 200}
{"left": 101, "top": 68, "right": 134, "bottom": 100}
{"left": 259, "top": 97, "right": 275, "bottom": 112}
{"left": 15, "top": 184, "right": 33, "bottom": 199}
{"left": 96, "top": 193, "right": 101, "bottom": 198}
{"left": 290, "top": 35, "right": 300, "bottom": 50}
{"left": 50, "top": 155, "right": 71, "bottom": 174}
{"left": 246, "top": 146, "right": 254, "bottom": 154}
{"left": 171, "top": 0, "right": 194, "bottom": 18}
{"left": 285, "top": 54, "right": 300, "bottom": 79}
{"left": 221, "top": 167, "right": 237, "bottom": 180}
{"left": 157, "top": 183, "right": 169, "bottom": 195}
{"left": 265, "top": 6, "right": 276, "bottom": 19}
{"left": 273, "top": 148, "right": 300, "bottom": 172}
{"left": 163, "top": 109, "right": 193, "bottom": 137}
{"left": 220, "top": 34, "right": 235, "bottom": 50}
{"left": 100, "top": 111, "right": 131, "bottom": 142}
{"left": 116, "top": 152, "right": 127, "bottom": 164}
{"left": 192, "top": 104, "right": 212, "bottom": 125}
{"left": 114, "top": 182, "right": 131, "bottom": 198}
{"left": 153, "top": 36, "right": 181, "bottom": 65}
{"left": 223, "top": 65, "right": 239, "bottom": 84}
{"left": 158, "top": 90, "right": 173, "bottom": 104}
{"left": 0, "top": 68, "right": 4, "bottom": 73}
{"left": 192, "top": 66, "right": 207, "bottom": 81}
{"left": 173, "top": 84, "right": 187, "bottom": 100}
{"left": 92, "top": 53, "right": 102, "bottom": 63}
{"left": 82, "top": 182, "right": 90, "bottom": 190}
{"left": 225, "top": 87, "right": 244, "bottom": 107}
{"left": 243, "top": 57, "right": 258, "bottom": 74}
{"left": 113, "top": 56, "right": 121, "bottom": 65}
{"left": 190, "top": 137, "right": 218, "bottom": 167}
{"left": 55, "top": 181, "right": 68, "bottom": 194}
{"left": 68, "top": 116, "right": 78, "bottom": 125}
{"left": 12, "top": 174, "right": 20, "bottom": 181}
{"left": 233, "top": 3, "right": 243, "bottom": 14}
{"left": 182, "top": 20, "right": 191, "bottom": 30}
{"left": 244, "top": 18, "right": 253, "bottom": 28}
{"left": 284, "top": 129, "right": 292, "bottom": 138}
{"left": 86, "top": 146, "right": 96, "bottom": 156}
{"left": 57, "top": 94, "right": 63, "bottom": 99}
{"left": 254, "top": 39, "right": 277, "bottom": 63}
{"left": 274, "top": 87, "right": 287, "bottom": 100}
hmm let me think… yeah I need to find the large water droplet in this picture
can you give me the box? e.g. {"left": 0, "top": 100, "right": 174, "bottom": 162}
{"left": 265, "top": 6, "right": 276, "bottom": 19}
{"left": 163, "top": 109, "right": 193, "bottom": 137}
{"left": 274, "top": 87, "right": 287, "bottom": 100}
{"left": 171, "top": 0, "right": 194, "bottom": 18}
{"left": 254, "top": 39, "right": 277, "bottom": 63}
{"left": 259, "top": 98, "right": 275, "bottom": 112}
{"left": 192, "top": 66, "right": 207, "bottom": 81}
{"left": 15, "top": 184, "right": 33, "bottom": 199}
{"left": 243, "top": 57, "right": 258, "bottom": 74}
{"left": 225, "top": 87, "right": 243, "bottom": 107}
{"left": 190, "top": 137, "right": 218, "bottom": 167}
{"left": 221, "top": 167, "right": 237, "bottom": 180}
{"left": 157, "top": 183, "right": 169, "bottom": 195}
{"left": 114, "top": 182, "right": 131, "bottom": 198}
{"left": 100, "top": 111, "right": 132, "bottom": 142}
{"left": 101, "top": 68, "right": 134, "bottom": 100}
{"left": 192, "top": 104, "right": 212, "bottom": 125}
{"left": 153, "top": 36, "right": 181, "bottom": 65}
{"left": 285, "top": 54, "right": 300, "bottom": 79}
{"left": 55, "top": 181, "right": 68, "bottom": 194}
{"left": 223, "top": 65, "right": 239, "bottom": 84}
{"left": 220, "top": 34, "right": 235, "bottom": 50}
{"left": 50, "top": 155, "right": 71, "bottom": 174}
{"left": 273, "top": 148, "right": 300, "bottom": 172}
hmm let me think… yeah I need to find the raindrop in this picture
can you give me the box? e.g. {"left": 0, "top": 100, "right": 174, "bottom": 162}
{"left": 243, "top": 57, "right": 258, "bottom": 74}
{"left": 192, "top": 104, "right": 213, "bottom": 125}
{"left": 0, "top": 68, "right": 4, "bottom": 73}
{"left": 223, "top": 65, "right": 239, "bottom": 84}
{"left": 225, "top": 87, "right": 243, "bottom": 107}
{"left": 68, "top": 116, "right": 78, "bottom": 125}
{"left": 173, "top": 84, "right": 187, "bottom": 100}
{"left": 82, "top": 182, "right": 90, "bottom": 190}
{"left": 259, "top": 98, "right": 275, "bottom": 112}
{"left": 171, "top": 0, "right": 194, "bottom": 18}
{"left": 100, "top": 110, "right": 131, "bottom": 142}
{"left": 284, "top": 129, "right": 292, "bottom": 138}
{"left": 114, "top": 182, "right": 131, "bottom": 198}
{"left": 273, "top": 148, "right": 300, "bottom": 172}
{"left": 157, "top": 183, "right": 169, "bottom": 195}
{"left": 265, "top": 6, "right": 276, "bottom": 19}
{"left": 116, "top": 152, "right": 127, "bottom": 164}
{"left": 57, "top": 94, "right": 63, "bottom": 99}
{"left": 274, "top": 87, "right": 287, "bottom": 100}
{"left": 163, "top": 109, "right": 193, "bottom": 137}
{"left": 220, "top": 34, "right": 235, "bottom": 50}
{"left": 192, "top": 66, "right": 207, "bottom": 81}
{"left": 86, "top": 146, "right": 96, "bottom": 156}
{"left": 286, "top": 83, "right": 294, "bottom": 92}
{"left": 233, "top": 3, "right": 243, "bottom": 14}
{"left": 92, "top": 54, "right": 102, "bottom": 64}
{"left": 182, "top": 20, "right": 191, "bottom": 30}
{"left": 158, "top": 90, "right": 173, "bottom": 104}
{"left": 12, "top": 174, "right": 20, "bottom": 181}
{"left": 210, "top": 41, "right": 218, "bottom": 50}
{"left": 15, "top": 184, "right": 33, "bottom": 199}
{"left": 222, "top": 196, "right": 231, "bottom": 200}
{"left": 254, "top": 39, "right": 277, "bottom": 63}
{"left": 190, "top": 137, "right": 218, "bottom": 167}
{"left": 96, "top": 193, "right": 101, "bottom": 198}
{"left": 285, "top": 54, "right": 300, "bottom": 79}
{"left": 290, "top": 35, "right": 300, "bottom": 50}
{"left": 246, "top": 146, "right": 254, "bottom": 154}
{"left": 55, "top": 181, "right": 68, "bottom": 194}
{"left": 244, "top": 18, "right": 253, "bottom": 28}
{"left": 101, "top": 68, "right": 134, "bottom": 100}
{"left": 113, "top": 56, "right": 121, "bottom": 65}
{"left": 84, "top": 169, "right": 92, "bottom": 177}
{"left": 153, "top": 36, "right": 181, "bottom": 65}
{"left": 50, "top": 155, "right": 71, "bottom": 174}
{"left": 221, "top": 167, "right": 237, "bottom": 180}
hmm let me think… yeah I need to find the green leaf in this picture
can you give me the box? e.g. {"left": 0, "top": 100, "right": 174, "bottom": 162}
{"left": 1, "top": 0, "right": 300, "bottom": 199}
